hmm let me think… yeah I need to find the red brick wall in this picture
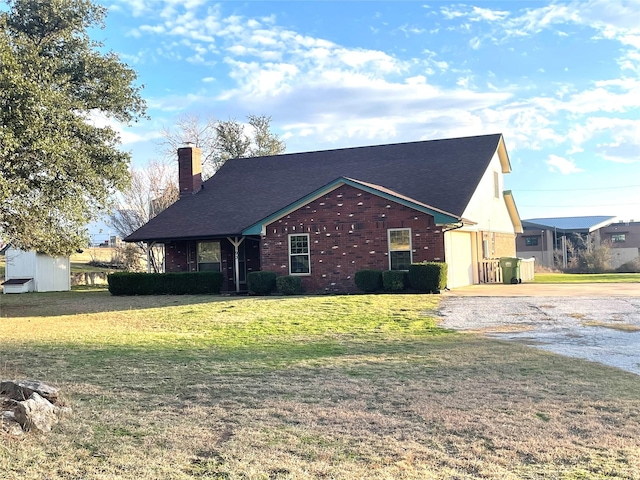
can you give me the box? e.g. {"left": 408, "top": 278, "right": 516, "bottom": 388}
{"left": 165, "top": 241, "right": 195, "bottom": 272}
{"left": 261, "top": 184, "right": 445, "bottom": 293}
{"left": 178, "top": 147, "right": 202, "bottom": 197}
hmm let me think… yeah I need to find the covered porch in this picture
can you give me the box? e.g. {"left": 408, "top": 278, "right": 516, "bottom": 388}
{"left": 163, "top": 235, "right": 262, "bottom": 293}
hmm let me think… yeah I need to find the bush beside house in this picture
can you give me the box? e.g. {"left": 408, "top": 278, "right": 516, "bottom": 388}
{"left": 354, "top": 270, "right": 383, "bottom": 293}
{"left": 408, "top": 262, "right": 448, "bottom": 293}
{"left": 276, "top": 276, "right": 304, "bottom": 295}
{"left": 108, "top": 272, "right": 222, "bottom": 295}
{"left": 355, "top": 263, "right": 447, "bottom": 294}
{"left": 247, "top": 271, "right": 277, "bottom": 295}
{"left": 382, "top": 270, "right": 408, "bottom": 292}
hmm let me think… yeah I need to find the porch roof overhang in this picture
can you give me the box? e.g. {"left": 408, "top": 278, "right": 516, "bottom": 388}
{"left": 242, "top": 176, "right": 461, "bottom": 236}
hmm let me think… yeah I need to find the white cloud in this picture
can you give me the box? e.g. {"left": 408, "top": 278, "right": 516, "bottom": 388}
{"left": 86, "top": 110, "right": 157, "bottom": 145}
{"left": 546, "top": 154, "right": 584, "bottom": 174}
{"left": 470, "top": 6, "right": 510, "bottom": 22}
{"left": 110, "top": 0, "right": 638, "bottom": 162}
{"left": 567, "top": 117, "right": 640, "bottom": 163}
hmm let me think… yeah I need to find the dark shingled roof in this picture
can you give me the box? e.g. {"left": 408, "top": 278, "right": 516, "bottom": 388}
{"left": 126, "top": 133, "right": 505, "bottom": 242}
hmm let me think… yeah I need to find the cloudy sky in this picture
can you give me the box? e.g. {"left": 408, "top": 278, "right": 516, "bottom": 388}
{"left": 97, "top": 0, "right": 639, "bottom": 224}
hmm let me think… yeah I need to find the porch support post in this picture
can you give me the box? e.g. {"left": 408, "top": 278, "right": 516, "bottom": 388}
{"left": 147, "top": 242, "right": 156, "bottom": 273}
{"left": 227, "top": 236, "right": 245, "bottom": 293}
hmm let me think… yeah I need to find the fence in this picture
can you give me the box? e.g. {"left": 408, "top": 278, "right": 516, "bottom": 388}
{"left": 479, "top": 257, "right": 536, "bottom": 284}
{"left": 70, "top": 272, "right": 109, "bottom": 286}
{"left": 520, "top": 257, "right": 536, "bottom": 282}
{"left": 479, "top": 259, "right": 502, "bottom": 284}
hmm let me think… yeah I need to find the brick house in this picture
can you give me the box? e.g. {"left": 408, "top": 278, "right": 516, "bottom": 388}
{"left": 126, "top": 134, "right": 522, "bottom": 293}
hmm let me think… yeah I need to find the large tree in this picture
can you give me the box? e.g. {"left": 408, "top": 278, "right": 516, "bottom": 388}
{"left": 0, "top": 0, "right": 146, "bottom": 255}
{"left": 159, "top": 114, "right": 286, "bottom": 177}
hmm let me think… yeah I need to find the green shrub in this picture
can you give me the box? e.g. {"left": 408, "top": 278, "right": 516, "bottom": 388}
{"left": 276, "top": 275, "right": 304, "bottom": 295}
{"left": 354, "top": 270, "right": 383, "bottom": 293}
{"left": 108, "top": 271, "right": 223, "bottom": 295}
{"left": 408, "top": 262, "right": 447, "bottom": 293}
{"left": 247, "top": 271, "right": 277, "bottom": 295}
{"left": 382, "top": 270, "right": 408, "bottom": 292}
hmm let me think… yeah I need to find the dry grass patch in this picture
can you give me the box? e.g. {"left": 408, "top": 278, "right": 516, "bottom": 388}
{"left": 582, "top": 320, "right": 640, "bottom": 332}
{"left": 1, "top": 291, "right": 639, "bottom": 479}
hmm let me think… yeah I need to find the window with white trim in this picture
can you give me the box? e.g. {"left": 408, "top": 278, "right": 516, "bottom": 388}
{"left": 493, "top": 171, "right": 500, "bottom": 198}
{"left": 388, "top": 228, "right": 412, "bottom": 270}
{"left": 197, "top": 241, "right": 221, "bottom": 272}
{"left": 289, "top": 234, "right": 310, "bottom": 275}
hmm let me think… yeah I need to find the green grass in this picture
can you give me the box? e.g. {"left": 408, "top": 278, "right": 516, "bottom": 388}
{"left": 534, "top": 272, "right": 640, "bottom": 283}
{"left": 1, "top": 291, "right": 639, "bottom": 479}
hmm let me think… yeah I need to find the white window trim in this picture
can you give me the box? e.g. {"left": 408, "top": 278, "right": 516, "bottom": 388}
{"left": 288, "top": 233, "right": 311, "bottom": 276}
{"left": 388, "top": 228, "right": 413, "bottom": 271}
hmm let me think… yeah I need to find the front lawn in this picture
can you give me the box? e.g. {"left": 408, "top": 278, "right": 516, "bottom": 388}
{"left": 534, "top": 272, "right": 640, "bottom": 283}
{"left": 1, "top": 292, "right": 639, "bottom": 479}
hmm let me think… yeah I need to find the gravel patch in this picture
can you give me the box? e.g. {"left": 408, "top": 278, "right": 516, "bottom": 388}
{"left": 438, "top": 296, "right": 640, "bottom": 375}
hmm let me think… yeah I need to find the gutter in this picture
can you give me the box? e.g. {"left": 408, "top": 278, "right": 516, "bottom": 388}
{"left": 442, "top": 222, "right": 465, "bottom": 233}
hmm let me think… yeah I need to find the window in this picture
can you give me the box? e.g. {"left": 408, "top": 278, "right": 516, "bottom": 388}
{"left": 289, "top": 234, "right": 310, "bottom": 275}
{"left": 197, "top": 241, "right": 221, "bottom": 272}
{"left": 388, "top": 228, "right": 412, "bottom": 270}
{"left": 493, "top": 171, "right": 500, "bottom": 199}
{"left": 525, "top": 236, "right": 539, "bottom": 246}
{"left": 612, "top": 234, "right": 626, "bottom": 243}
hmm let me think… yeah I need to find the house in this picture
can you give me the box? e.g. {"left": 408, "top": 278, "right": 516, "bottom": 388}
{"left": 516, "top": 216, "right": 640, "bottom": 269}
{"left": 2, "top": 247, "right": 70, "bottom": 293}
{"left": 126, "top": 134, "right": 522, "bottom": 293}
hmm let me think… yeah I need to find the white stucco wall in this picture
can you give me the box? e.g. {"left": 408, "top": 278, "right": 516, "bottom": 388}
{"left": 460, "top": 151, "right": 516, "bottom": 234}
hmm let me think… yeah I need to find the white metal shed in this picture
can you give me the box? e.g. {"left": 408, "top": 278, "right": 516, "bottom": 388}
{"left": 2, "top": 248, "right": 70, "bottom": 293}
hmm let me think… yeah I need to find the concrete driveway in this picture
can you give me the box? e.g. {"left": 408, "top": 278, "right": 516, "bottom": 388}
{"left": 438, "top": 283, "right": 640, "bottom": 375}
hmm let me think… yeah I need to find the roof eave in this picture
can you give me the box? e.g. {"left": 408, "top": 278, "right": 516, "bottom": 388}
{"left": 503, "top": 190, "right": 523, "bottom": 234}
{"left": 497, "top": 135, "right": 512, "bottom": 174}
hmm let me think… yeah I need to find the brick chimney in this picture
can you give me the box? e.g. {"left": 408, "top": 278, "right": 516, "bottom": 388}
{"left": 178, "top": 145, "right": 203, "bottom": 197}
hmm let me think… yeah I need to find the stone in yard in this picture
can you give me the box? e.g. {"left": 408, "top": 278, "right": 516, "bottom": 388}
{"left": 1, "top": 410, "right": 24, "bottom": 436}
{"left": 0, "top": 379, "right": 59, "bottom": 404}
{"left": 14, "top": 392, "right": 59, "bottom": 433}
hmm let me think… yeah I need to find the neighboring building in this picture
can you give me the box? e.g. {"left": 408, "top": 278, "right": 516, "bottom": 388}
{"left": 516, "top": 216, "right": 640, "bottom": 269}
{"left": 601, "top": 220, "right": 640, "bottom": 268}
{"left": 126, "top": 134, "right": 522, "bottom": 293}
{"left": 2, "top": 248, "right": 70, "bottom": 293}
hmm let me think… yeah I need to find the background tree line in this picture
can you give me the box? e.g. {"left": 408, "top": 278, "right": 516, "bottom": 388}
{"left": 109, "top": 114, "right": 286, "bottom": 272}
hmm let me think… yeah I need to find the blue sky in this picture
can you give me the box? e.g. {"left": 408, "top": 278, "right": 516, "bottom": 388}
{"left": 90, "top": 0, "right": 639, "bottom": 240}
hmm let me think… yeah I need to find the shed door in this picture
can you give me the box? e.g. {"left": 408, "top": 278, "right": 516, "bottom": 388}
{"left": 445, "top": 231, "right": 474, "bottom": 288}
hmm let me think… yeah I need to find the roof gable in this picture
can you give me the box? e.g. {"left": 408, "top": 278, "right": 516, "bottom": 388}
{"left": 242, "top": 177, "right": 461, "bottom": 235}
{"left": 126, "top": 133, "right": 506, "bottom": 242}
